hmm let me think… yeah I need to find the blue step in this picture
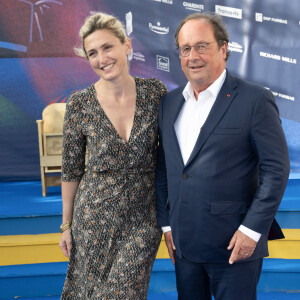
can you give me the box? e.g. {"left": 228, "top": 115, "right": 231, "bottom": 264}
{"left": 2, "top": 293, "right": 300, "bottom": 300}
{"left": 0, "top": 179, "right": 299, "bottom": 235}
{"left": 0, "top": 179, "right": 299, "bottom": 298}
{"left": 0, "top": 262, "right": 67, "bottom": 298}
{"left": 0, "top": 259, "right": 300, "bottom": 298}
{"left": 259, "top": 259, "right": 300, "bottom": 292}
{"left": 0, "top": 182, "right": 62, "bottom": 235}
{"left": 276, "top": 178, "right": 300, "bottom": 229}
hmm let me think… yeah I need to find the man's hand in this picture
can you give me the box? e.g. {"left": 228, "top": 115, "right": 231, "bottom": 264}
{"left": 227, "top": 229, "right": 257, "bottom": 264}
{"left": 164, "top": 231, "right": 176, "bottom": 265}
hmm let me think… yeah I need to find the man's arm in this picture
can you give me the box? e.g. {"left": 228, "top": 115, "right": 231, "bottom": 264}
{"left": 156, "top": 97, "right": 176, "bottom": 263}
{"left": 228, "top": 88, "right": 290, "bottom": 264}
{"left": 243, "top": 89, "right": 290, "bottom": 234}
{"left": 156, "top": 96, "right": 170, "bottom": 227}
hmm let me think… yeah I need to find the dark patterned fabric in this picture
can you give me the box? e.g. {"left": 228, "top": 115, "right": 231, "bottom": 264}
{"left": 61, "top": 77, "right": 167, "bottom": 300}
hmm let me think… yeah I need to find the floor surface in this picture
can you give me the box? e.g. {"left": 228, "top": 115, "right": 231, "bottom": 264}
{"left": 2, "top": 292, "right": 300, "bottom": 300}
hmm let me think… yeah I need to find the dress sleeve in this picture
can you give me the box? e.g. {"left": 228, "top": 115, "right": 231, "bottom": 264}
{"left": 61, "top": 93, "right": 86, "bottom": 182}
{"left": 152, "top": 78, "right": 168, "bottom": 101}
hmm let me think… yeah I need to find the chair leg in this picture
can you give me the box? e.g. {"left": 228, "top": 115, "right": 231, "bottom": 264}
{"left": 41, "top": 167, "right": 47, "bottom": 197}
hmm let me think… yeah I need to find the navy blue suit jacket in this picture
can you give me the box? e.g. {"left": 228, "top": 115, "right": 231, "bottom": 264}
{"left": 156, "top": 71, "right": 290, "bottom": 263}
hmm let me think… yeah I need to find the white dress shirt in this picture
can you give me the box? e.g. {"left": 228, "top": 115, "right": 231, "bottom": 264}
{"left": 162, "top": 70, "right": 261, "bottom": 242}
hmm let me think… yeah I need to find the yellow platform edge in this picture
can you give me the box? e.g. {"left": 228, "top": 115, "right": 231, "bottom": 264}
{"left": 0, "top": 229, "right": 299, "bottom": 266}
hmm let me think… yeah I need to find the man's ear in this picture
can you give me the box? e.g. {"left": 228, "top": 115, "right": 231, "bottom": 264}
{"left": 221, "top": 41, "right": 227, "bottom": 59}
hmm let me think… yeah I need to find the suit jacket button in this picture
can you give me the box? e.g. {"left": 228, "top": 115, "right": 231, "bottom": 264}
{"left": 182, "top": 173, "right": 188, "bottom": 179}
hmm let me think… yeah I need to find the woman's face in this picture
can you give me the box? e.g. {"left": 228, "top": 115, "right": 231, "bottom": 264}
{"left": 84, "top": 29, "right": 131, "bottom": 82}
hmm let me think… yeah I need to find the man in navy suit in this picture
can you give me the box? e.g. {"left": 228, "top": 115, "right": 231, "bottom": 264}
{"left": 156, "top": 12, "right": 290, "bottom": 300}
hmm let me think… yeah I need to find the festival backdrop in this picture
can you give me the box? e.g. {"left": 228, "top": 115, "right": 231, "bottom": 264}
{"left": 0, "top": 0, "right": 299, "bottom": 181}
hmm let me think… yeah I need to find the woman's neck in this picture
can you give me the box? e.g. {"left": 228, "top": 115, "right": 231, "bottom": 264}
{"left": 95, "top": 75, "right": 135, "bottom": 103}
{"left": 96, "top": 75, "right": 134, "bottom": 102}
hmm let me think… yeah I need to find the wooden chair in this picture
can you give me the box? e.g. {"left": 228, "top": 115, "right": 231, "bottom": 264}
{"left": 36, "top": 103, "right": 66, "bottom": 196}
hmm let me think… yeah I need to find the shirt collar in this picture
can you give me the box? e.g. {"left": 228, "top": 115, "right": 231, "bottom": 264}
{"left": 182, "top": 69, "right": 227, "bottom": 102}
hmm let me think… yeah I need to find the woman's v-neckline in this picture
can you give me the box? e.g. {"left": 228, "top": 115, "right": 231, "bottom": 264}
{"left": 91, "top": 77, "right": 138, "bottom": 144}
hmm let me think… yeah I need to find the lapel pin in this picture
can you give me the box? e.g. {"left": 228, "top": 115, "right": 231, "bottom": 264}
{"left": 226, "top": 94, "right": 230, "bottom": 98}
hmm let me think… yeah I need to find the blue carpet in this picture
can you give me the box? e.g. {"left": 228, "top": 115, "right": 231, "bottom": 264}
{"left": 2, "top": 292, "right": 300, "bottom": 299}
{"left": 1, "top": 181, "right": 300, "bottom": 299}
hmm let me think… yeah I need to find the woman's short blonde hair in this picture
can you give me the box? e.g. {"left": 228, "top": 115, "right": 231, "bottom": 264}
{"left": 74, "top": 12, "right": 128, "bottom": 59}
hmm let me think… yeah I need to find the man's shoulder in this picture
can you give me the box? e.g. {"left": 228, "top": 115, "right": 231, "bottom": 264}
{"left": 163, "top": 84, "right": 185, "bottom": 100}
{"left": 226, "top": 72, "right": 273, "bottom": 105}
{"left": 229, "top": 72, "right": 267, "bottom": 94}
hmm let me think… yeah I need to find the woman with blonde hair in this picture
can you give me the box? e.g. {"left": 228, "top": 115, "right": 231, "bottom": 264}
{"left": 59, "top": 12, "right": 167, "bottom": 299}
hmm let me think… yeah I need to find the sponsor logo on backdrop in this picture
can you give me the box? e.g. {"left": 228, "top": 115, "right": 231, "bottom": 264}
{"left": 157, "top": 55, "right": 170, "bottom": 72}
{"left": 228, "top": 42, "right": 243, "bottom": 53}
{"left": 125, "top": 12, "right": 133, "bottom": 61}
{"left": 149, "top": 22, "right": 169, "bottom": 34}
{"left": 255, "top": 12, "right": 288, "bottom": 24}
{"left": 126, "top": 12, "right": 133, "bottom": 36}
{"left": 260, "top": 51, "right": 297, "bottom": 64}
{"left": 282, "top": 56, "right": 297, "bottom": 64}
{"left": 152, "top": 0, "right": 173, "bottom": 4}
{"left": 265, "top": 87, "right": 295, "bottom": 101}
{"left": 273, "top": 92, "right": 295, "bottom": 101}
{"left": 133, "top": 52, "right": 145, "bottom": 62}
{"left": 215, "top": 5, "right": 242, "bottom": 19}
{"left": 183, "top": 2, "right": 204, "bottom": 12}
{"left": 255, "top": 13, "right": 263, "bottom": 22}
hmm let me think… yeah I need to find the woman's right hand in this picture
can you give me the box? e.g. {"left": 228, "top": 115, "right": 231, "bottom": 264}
{"left": 59, "top": 229, "right": 72, "bottom": 258}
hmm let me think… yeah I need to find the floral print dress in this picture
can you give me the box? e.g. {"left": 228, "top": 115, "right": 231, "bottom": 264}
{"left": 60, "top": 77, "right": 167, "bottom": 299}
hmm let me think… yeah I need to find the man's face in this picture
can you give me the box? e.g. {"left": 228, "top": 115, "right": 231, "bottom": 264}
{"left": 178, "top": 19, "right": 227, "bottom": 93}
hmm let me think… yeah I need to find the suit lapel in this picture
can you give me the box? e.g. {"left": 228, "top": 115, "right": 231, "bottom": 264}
{"left": 169, "top": 88, "right": 185, "bottom": 167}
{"left": 185, "top": 71, "right": 238, "bottom": 167}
